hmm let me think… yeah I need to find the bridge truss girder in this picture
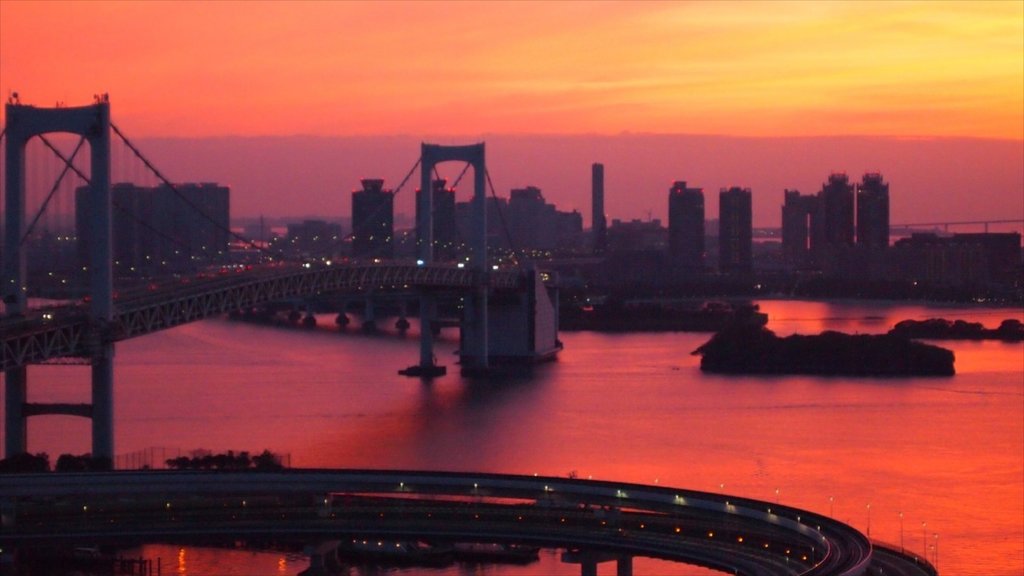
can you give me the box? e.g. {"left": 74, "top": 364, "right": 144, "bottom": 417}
{"left": 1, "top": 264, "right": 522, "bottom": 371}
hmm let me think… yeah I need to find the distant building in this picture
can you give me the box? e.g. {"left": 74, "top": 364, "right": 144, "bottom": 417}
{"left": 76, "top": 182, "right": 230, "bottom": 274}
{"left": 856, "top": 172, "right": 889, "bottom": 249}
{"left": 285, "top": 219, "right": 342, "bottom": 259}
{"left": 504, "top": 185, "right": 583, "bottom": 254}
{"left": 351, "top": 178, "right": 394, "bottom": 259}
{"left": 719, "top": 186, "right": 753, "bottom": 273}
{"left": 891, "top": 232, "right": 1022, "bottom": 289}
{"left": 781, "top": 189, "right": 820, "bottom": 270}
{"left": 668, "top": 181, "right": 705, "bottom": 271}
{"left": 819, "top": 172, "right": 855, "bottom": 248}
{"left": 592, "top": 163, "right": 607, "bottom": 253}
{"left": 416, "top": 179, "right": 457, "bottom": 261}
{"left": 456, "top": 196, "right": 510, "bottom": 252}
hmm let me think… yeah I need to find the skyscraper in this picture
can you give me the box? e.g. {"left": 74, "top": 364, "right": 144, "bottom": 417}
{"left": 856, "top": 172, "right": 889, "bottom": 249}
{"left": 592, "top": 163, "right": 607, "bottom": 253}
{"left": 668, "top": 181, "right": 705, "bottom": 271}
{"left": 77, "top": 182, "right": 230, "bottom": 274}
{"left": 818, "top": 172, "right": 855, "bottom": 248}
{"left": 781, "top": 189, "right": 820, "bottom": 269}
{"left": 415, "top": 179, "right": 457, "bottom": 261}
{"left": 719, "top": 186, "right": 752, "bottom": 273}
{"left": 351, "top": 178, "right": 394, "bottom": 259}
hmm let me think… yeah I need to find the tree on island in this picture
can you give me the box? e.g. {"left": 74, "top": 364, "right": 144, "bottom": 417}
{"left": 0, "top": 452, "right": 50, "bottom": 473}
{"left": 165, "top": 449, "right": 283, "bottom": 471}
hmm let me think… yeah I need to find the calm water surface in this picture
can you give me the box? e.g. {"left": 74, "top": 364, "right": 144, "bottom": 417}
{"left": 6, "top": 300, "right": 1023, "bottom": 575}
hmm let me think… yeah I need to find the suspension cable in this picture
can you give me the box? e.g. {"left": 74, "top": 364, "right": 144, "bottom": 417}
{"left": 451, "top": 162, "right": 472, "bottom": 189}
{"left": 110, "top": 122, "right": 291, "bottom": 261}
{"left": 20, "top": 135, "right": 87, "bottom": 246}
{"left": 38, "top": 134, "right": 91, "bottom": 184}
{"left": 37, "top": 134, "right": 224, "bottom": 265}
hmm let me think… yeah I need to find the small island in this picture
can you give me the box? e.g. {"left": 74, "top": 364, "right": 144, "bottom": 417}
{"left": 889, "top": 318, "right": 1023, "bottom": 341}
{"left": 693, "top": 324, "right": 955, "bottom": 376}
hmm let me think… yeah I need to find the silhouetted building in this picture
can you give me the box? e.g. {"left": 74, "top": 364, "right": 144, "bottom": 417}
{"left": 856, "top": 172, "right": 889, "bottom": 249}
{"left": 891, "top": 232, "right": 1021, "bottom": 289}
{"left": 668, "top": 181, "right": 705, "bottom": 271}
{"left": 719, "top": 187, "right": 753, "bottom": 273}
{"left": 781, "top": 189, "right": 820, "bottom": 270}
{"left": 286, "top": 219, "right": 342, "bottom": 259}
{"left": 351, "top": 178, "right": 394, "bottom": 259}
{"left": 416, "top": 179, "right": 457, "bottom": 260}
{"left": 504, "top": 185, "right": 582, "bottom": 254}
{"left": 456, "top": 196, "right": 510, "bottom": 251}
{"left": 819, "top": 173, "right": 855, "bottom": 248}
{"left": 77, "top": 182, "right": 230, "bottom": 274}
{"left": 592, "top": 163, "right": 607, "bottom": 253}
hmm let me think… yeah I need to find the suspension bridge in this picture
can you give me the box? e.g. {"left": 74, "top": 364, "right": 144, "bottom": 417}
{"left": 2, "top": 97, "right": 560, "bottom": 462}
{"left": 0, "top": 97, "right": 949, "bottom": 576}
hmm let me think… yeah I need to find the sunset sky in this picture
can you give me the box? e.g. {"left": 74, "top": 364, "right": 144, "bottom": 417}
{"left": 2, "top": 1, "right": 1021, "bottom": 139}
{"left": 1, "top": 1, "right": 1022, "bottom": 224}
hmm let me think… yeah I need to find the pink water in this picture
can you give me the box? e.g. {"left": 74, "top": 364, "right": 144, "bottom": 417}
{"left": 5, "top": 300, "right": 1022, "bottom": 575}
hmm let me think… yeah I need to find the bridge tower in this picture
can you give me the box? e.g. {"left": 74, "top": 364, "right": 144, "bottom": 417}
{"left": 410, "top": 143, "right": 488, "bottom": 375}
{"left": 2, "top": 98, "right": 115, "bottom": 461}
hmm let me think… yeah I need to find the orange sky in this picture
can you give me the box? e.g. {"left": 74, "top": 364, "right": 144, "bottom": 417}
{"left": 2, "top": 1, "right": 1022, "bottom": 139}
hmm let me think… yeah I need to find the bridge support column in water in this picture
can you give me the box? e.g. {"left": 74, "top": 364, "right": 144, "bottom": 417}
{"left": 402, "top": 143, "right": 487, "bottom": 377}
{"left": 2, "top": 98, "right": 114, "bottom": 461}
{"left": 3, "top": 368, "right": 27, "bottom": 456}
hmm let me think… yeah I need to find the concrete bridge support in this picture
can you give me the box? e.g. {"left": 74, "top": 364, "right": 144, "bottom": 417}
{"left": 2, "top": 99, "right": 113, "bottom": 460}
{"left": 403, "top": 143, "right": 487, "bottom": 377}
{"left": 562, "top": 550, "right": 632, "bottom": 576}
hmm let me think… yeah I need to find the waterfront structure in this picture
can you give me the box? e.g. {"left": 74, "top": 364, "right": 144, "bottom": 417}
{"left": 668, "top": 181, "right": 705, "bottom": 272}
{"left": 718, "top": 186, "right": 753, "bottom": 273}
{"left": 819, "top": 172, "right": 855, "bottom": 248}
{"left": 857, "top": 172, "right": 890, "bottom": 249}
{"left": 76, "top": 182, "right": 230, "bottom": 275}
{"left": 592, "top": 163, "right": 607, "bottom": 253}
{"left": 351, "top": 178, "right": 394, "bottom": 260}
{"left": 891, "top": 232, "right": 1022, "bottom": 289}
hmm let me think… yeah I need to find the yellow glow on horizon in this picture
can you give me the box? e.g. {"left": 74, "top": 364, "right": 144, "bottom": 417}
{"left": 1, "top": 1, "right": 1020, "bottom": 139}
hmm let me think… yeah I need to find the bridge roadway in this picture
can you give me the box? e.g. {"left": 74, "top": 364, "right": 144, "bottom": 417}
{"left": 0, "top": 469, "right": 935, "bottom": 576}
{"left": 1, "top": 262, "right": 524, "bottom": 371}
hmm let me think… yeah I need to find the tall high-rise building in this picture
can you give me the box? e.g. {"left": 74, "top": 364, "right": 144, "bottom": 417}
{"left": 818, "top": 172, "right": 855, "bottom": 248}
{"left": 415, "top": 179, "right": 457, "bottom": 261}
{"left": 719, "top": 186, "right": 752, "bottom": 273}
{"left": 351, "top": 178, "right": 394, "bottom": 259}
{"left": 668, "top": 181, "right": 705, "bottom": 271}
{"left": 781, "top": 189, "right": 820, "bottom": 270}
{"left": 77, "top": 182, "right": 229, "bottom": 274}
{"left": 856, "top": 172, "right": 889, "bottom": 249}
{"left": 592, "top": 163, "right": 607, "bottom": 253}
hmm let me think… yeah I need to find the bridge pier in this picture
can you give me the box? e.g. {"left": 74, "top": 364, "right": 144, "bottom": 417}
{"left": 3, "top": 368, "right": 27, "bottom": 456}
{"left": 91, "top": 347, "right": 115, "bottom": 463}
{"left": 399, "top": 292, "right": 445, "bottom": 377}
{"left": 562, "top": 549, "right": 632, "bottom": 576}
{"left": 362, "top": 296, "right": 377, "bottom": 332}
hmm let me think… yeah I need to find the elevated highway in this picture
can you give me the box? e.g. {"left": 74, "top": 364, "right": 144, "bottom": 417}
{"left": 0, "top": 469, "right": 890, "bottom": 575}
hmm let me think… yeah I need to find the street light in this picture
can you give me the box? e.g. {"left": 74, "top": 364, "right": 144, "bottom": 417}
{"left": 829, "top": 496, "right": 834, "bottom": 518}
{"left": 922, "top": 521, "right": 927, "bottom": 557}
{"left": 866, "top": 504, "right": 871, "bottom": 538}
{"left": 933, "top": 533, "right": 939, "bottom": 568}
